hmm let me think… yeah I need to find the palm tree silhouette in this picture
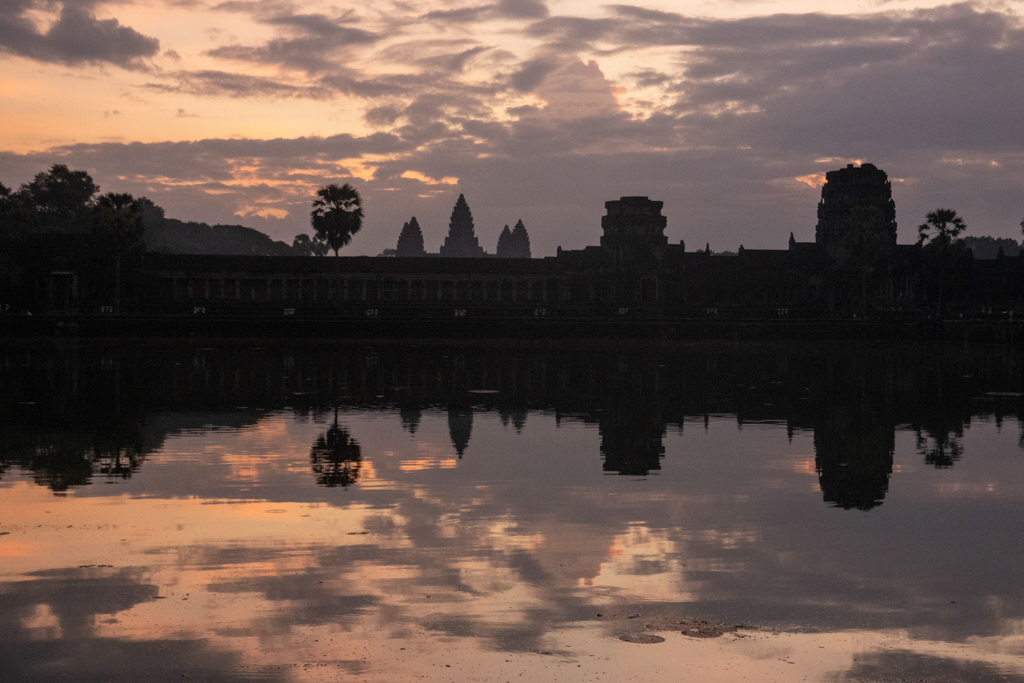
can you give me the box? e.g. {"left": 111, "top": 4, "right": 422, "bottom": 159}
{"left": 310, "top": 184, "right": 363, "bottom": 257}
{"left": 918, "top": 208, "right": 967, "bottom": 315}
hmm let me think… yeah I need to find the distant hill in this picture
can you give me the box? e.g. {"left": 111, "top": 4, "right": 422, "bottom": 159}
{"left": 140, "top": 198, "right": 294, "bottom": 256}
{"left": 963, "top": 236, "right": 1021, "bottom": 260}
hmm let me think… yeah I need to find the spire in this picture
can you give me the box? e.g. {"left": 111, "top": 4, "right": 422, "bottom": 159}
{"left": 789, "top": 232, "right": 796, "bottom": 250}
{"left": 705, "top": 242, "right": 710, "bottom": 255}
{"left": 439, "top": 194, "right": 485, "bottom": 257}
{"left": 496, "top": 225, "right": 513, "bottom": 257}
{"left": 396, "top": 216, "right": 426, "bottom": 256}
{"left": 510, "top": 219, "right": 531, "bottom": 258}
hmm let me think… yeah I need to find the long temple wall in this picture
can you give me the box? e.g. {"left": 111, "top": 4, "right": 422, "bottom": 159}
{"left": 7, "top": 168, "right": 1024, "bottom": 321}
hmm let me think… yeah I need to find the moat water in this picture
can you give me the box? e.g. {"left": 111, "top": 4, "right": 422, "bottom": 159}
{"left": 2, "top": 340, "right": 1024, "bottom": 682}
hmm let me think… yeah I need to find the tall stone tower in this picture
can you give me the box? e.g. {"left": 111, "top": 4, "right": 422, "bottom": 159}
{"left": 496, "top": 225, "right": 512, "bottom": 255}
{"left": 510, "top": 219, "right": 531, "bottom": 258}
{"left": 396, "top": 217, "right": 426, "bottom": 256}
{"left": 497, "top": 219, "right": 531, "bottom": 258}
{"left": 600, "top": 196, "right": 668, "bottom": 266}
{"left": 439, "top": 194, "right": 485, "bottom": 258}
{"left": 816, "top": 163, "right": 897, "bottom": 255}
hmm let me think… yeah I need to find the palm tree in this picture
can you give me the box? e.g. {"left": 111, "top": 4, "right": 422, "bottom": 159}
{"left": 91, "top": 193, "right": 143, "bottom": 313}
{"left": 310, "top": 184, "right": 363, "bottom": 257}
{"left": 918, "top": 208, "right": 967, "bottom": 315}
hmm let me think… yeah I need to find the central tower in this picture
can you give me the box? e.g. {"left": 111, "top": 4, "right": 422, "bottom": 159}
{"left": 439, "top": 194, "right": 485, "bottom": 258}
{"left": 815, "top": 163, "right": 897, "bottom": 259}
{"left": 600, "top": 196, "right": 668, "bottom": 266}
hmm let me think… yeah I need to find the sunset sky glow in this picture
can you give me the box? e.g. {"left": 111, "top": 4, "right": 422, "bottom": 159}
{"left": 1, "top": 0, "right": 1023, "bottom": 255}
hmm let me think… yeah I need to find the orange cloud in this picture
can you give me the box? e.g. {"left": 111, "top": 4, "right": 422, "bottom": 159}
{"left": 794, "top": 173, "right": 826, "bottom": 188}
{"left": 401, "top": 170, "right": 459, "bottom": 186}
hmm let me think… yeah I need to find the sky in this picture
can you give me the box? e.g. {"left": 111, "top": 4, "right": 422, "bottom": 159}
{"left": 1, "top": 0, "right": 1023, "bottom": 256}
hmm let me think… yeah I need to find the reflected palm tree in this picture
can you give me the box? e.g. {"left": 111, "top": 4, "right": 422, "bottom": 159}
{"left": 917, "top": 429, "right": 964, "bottom": 469}
{"left": 310, "top": 409, "right": 362, "bottom": 487}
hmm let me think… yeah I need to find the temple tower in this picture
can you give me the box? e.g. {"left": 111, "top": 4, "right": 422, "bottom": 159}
{"left": 396, "top": 217, "right": 426, "bottom": 257}
{"left": 497, "top": 219, "right": 531, "bottom": 258}
{"left": 510, "top": 219, "right": 531, "bottom": 258}
{"left": 816, "top": 163, "right": 897, "bottom": 256}
{"left": 496, "top": 225, "right": 512, "bottom": 256}
{"left": 600, "top": 196, "right": 668, "bottom": 266}
{"left": 439, "top": 194, "right": 485, "bottom": 258}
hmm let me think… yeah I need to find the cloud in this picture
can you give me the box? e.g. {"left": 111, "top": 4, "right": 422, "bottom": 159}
{"left": 531, "top": 59, "right": 621, "bottom": 119}
{"left": 422, "top": 5, "right": 493, "bottom": 23}
{"left": 365, "top": 104, "right": 402, "bottom": 126}
{"left": 0, "top": 1, "right": 160, "bottom": 69}
{"left": 419, "top": 45, "right": 491, "bottom": 73}
{"left": 203, "top": 7, "right": 378, "bottom": 73}
{"left": 400, "top": 170, "right": 459, "bottom": 185}
{"left": 660, "top": 4, "right": 1024, "bottom": 156}
{"left": 496, "top": 0, "right": 548, "bottom": 19}
{"left": 4, "top": 1, "right": 1024, "bottom": 256}
{"left": 509, "top": 57, "right": 559, "bottom": 92}
{"left": 523, "top": 15, "right": 616, "bottom": 52}
{"left": 145, "top": 69, "right": 330, "bottom": 98}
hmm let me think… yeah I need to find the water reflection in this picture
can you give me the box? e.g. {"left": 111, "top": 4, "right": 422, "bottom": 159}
{"left": 447, "top": 407, "right": 473, "bottom": 458}
{"left": 814, "top": 404, "right": 894, "bottom": 510}
{"left": 2, "top": 342, "right": 1024, "bottom": 504}
{"left": 2, "top": 341, "right": 1024, "bottom": 681}
{"left": 2, "top": 419, "right": 147, "bottom": 492}
{"left": 310, "top": 410, "right": 362, "bottom": 488}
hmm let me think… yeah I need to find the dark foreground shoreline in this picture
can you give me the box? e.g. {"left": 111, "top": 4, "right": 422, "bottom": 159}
{"left": 2, "top": 313, "right": 1021, "bottom": 344}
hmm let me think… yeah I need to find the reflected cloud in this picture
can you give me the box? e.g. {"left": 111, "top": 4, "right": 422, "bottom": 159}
{"left": 4, "top": 341, "right": 1024, "bottom": 680}
{"left": 835, "top": 649, "right": 1024, "bottom": 683}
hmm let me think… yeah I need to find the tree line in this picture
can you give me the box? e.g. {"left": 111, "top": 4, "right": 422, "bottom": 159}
{"left": 0, "top": 166, "right": 365, "bottom": 258}
{"left": 0, "top": 164, "right": 144, "bottom": 245}
{"left": 1, "top": 165, "right": 145, "bottom": 312}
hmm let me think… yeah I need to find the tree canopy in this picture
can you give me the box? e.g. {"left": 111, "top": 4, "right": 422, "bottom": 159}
{"left": 310, "top": 184, "right": 363, "bottom": 256}
{"left": 92, "top": 193, "right": 144, "bottom": 254}
{"left": 293, "top": 233, "right": 329, "bottom": 257}
{"left": 22, "top": 165, "right": 100, "bottom": 232}
{"left": 918, "top": 208, "right": 967, "bottom": 252}
{"left": 918, "top": 208, "right": 968, "bottom": 314}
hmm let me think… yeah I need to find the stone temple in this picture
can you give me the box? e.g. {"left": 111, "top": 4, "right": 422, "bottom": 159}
{"left": 396, "top": 217, "right": 425, "bottom": 257}
{"left": 399, "top": 194, "right": 532, "bottom": 257}
{"left": 31, "top": 161, "right": 1024, "bottom": 319}
{"left": 496, "top": 220, "right": 531, "bottom": 258}
{"left": 815, "top": 163, "right": 897, "bottom": 257}
{"left": 600, "top": 196, "right": 669, "bottom": 267}
{"left": 439, "top": 194, "right": 485, "bottom": 258}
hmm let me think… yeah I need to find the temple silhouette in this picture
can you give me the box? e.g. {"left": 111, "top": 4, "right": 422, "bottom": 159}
{"left": 438, "top": 194, "right": 486, "bottom": 258}
{"left": 7, "top": 161, "right": 1024, "bottom": 321}
{"left": 816, "top": 163, "right": 897, "bottom": 257}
